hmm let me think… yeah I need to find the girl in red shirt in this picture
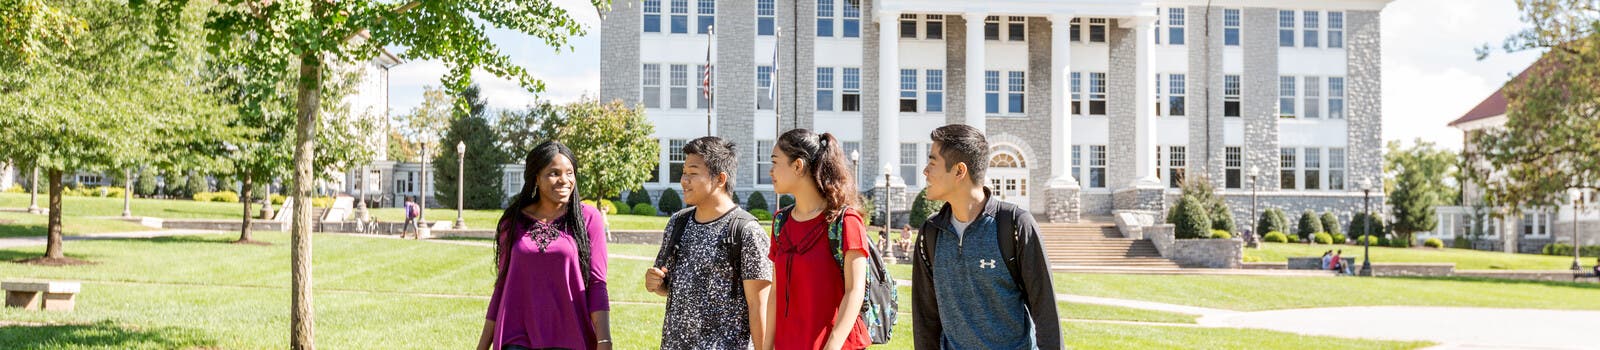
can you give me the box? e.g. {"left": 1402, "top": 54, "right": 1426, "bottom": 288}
{"left": 766, "top": 129, "right": 871, "bottom": 350}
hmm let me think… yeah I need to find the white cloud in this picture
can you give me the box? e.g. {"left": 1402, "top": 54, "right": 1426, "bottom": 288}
{"left": 1380, "top": 0, "right": 1542, "bottom": 150}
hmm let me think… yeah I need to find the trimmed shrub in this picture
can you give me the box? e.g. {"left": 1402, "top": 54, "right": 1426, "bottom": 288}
{"left": 1313, "top": 232, "right": 1333, "bottom": 245}
{"left": 1423, "top": 238, "right": 1445, "bottom": 249}
{"left": 627, "top": 190, "right": 653, "bottom": 207}
{"left": 1297, "top": 210, "right": 1324, "bottom": 240}
{"left": 1263, "top": 231, "right": 1291, "bottom": 243}
{"left": 746, "top": 192, "right": 770, "bottom": 212}
{"left": 1321, "top": 212, "right": 1341, "bottom": 237}
{"left": 270, "top": 194, "right": 287, "bottom": 205}
{"left": 2, "top": 185, "right": 21, "bottom": 193}
{"left": 778, "top": 194, "right": 795, "bottom": 210}
{"left": 1211, "top": 230, "right": 1233, "bottom": 239}
{"left": 310, "top": 196, "right": 335, "bottom": 208}
{"left": 1210, "top": 202, "right": 1236, "bottom": 233}
{"left": 1256, "top": 208, "right": 1288, "bottom": 236}
{"left": 633, "top": 203, "right": 659, "bottom": 216}
{"left": 1386, "top": 236, "right": 1411, "bottom": 248}
{"left": 193, "top": 192, "right": 215, "bottom": 202}
{"left": 909, "top": 189, "right": 944, "bottom": 228}
{"left": 1242, "top": 255, "right": 1262, "bottom": 263}
{"left": 1377, "top": 235, "right": 1393, "bottom": 247}
{"left": 1453, "top": 237, "right": 1474, "bottom": 249}
{"left": 581, "top": 199, "right": 597, "bottom": 210}
{"left": 1540, "top": 243, "right": 1600, "bottom": 257}
{"left": 750, "top": 209, "right": 773, "bottom": 221}
{"left": 1169, "top": 196, "right": 1213, "bottom": 239}
{"left": 613, "top": 202, "right": 632, "bottom": 215}
{"left": 213, "top": 191, "right": 239, "bottom": 203}
{"left": 657, "top": 188, "right": 683, "bottom": 214}
{"left": 1354, "top": 235, "right": 1379, "bottom": 246}
{"left": 1332, "top": 233, "right": 1348, "bottom": 244}
{"left": 1348, "top": 212, "right": 1385, "bottom": 237}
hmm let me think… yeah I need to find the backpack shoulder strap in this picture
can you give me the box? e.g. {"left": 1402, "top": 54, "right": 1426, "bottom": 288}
{"left": 773, "top": 205, "right": 794, "bottom": 239}
{"left": 828, "top": 207, "right": 853, "bottom": 270}
{"left": 723, "top": 210, "right": 758, "bottom": 284}
{"left": 995, "top": 206, "right": 1025, "bottom": 293}
{"left": 656, "top": 207, "right": 697, "bottom": 268}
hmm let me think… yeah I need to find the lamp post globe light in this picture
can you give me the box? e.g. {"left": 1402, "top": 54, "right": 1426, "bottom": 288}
{"left": 880, "top": 163, "right": 896, "bottom": 264}
{"left": 850, "top": 150, "right": 860, "bottom": 193}
{"left": 1248, "top": 165, "right": 1259, "bottom": 241}
{"left": 455, "top": 141, "right": 467, "bottom": 230}
{"left": 1359, "top": 177, "right": 1374, "bottom": 277}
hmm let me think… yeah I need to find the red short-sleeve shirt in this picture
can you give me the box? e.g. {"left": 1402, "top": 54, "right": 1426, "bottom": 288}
{"left": 769, "top": 208, "right": 871, "bottom": 350}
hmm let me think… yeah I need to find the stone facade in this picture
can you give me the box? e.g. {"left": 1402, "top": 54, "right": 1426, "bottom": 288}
{"left": 716, "top": 0, "right": 758, "bottom": 189}
{"left": 599, "top": 1, "right": 640, "bottom": 105}
{"left": 786, "top": 0, "right": 818, "bottom": 130}
{"left": 860, "top": 0, "right": 884, "bottom": 193}
{"left": 1169, "top": 238, "right": 1244, "bottom": 268}
{"left": 1188, "top": 6, "right": 1229, "bottom": 187}
{"left": 944, "top": 15, "right": 967, "bottom": 125}
{"left": 1106, "top": 20, "right": 1139, "bottom": 191}
{"left": 1346, "top": 10, "right": 1385, "bottom": 188}
{"left": 1242, "top": 8, "right": 1281, "bottom": 189}
{"left": 1220, "top": 192, "right": 1386, "bottom": 234}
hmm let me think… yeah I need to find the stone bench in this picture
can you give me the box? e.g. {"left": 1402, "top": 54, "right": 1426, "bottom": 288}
{"left": 1287, "top": 257, "right": 1355, "bottom": 270}
{"left": 3, "top": 281, "right": 80, "bottom": 312}
{"left": 1576, "top": 272, "right": 1600, "bottom": 283}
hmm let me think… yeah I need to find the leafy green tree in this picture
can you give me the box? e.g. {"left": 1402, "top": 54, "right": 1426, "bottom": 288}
{"left": 549, "top": 98, "right": 660, "bottom": 210}
{"left": 0, "top": 0, "right": 84, "bottom": 68}
{"left": 496, "top": 100, "right": 562, "bottom": 159}
{"left": 434, "top": 85, "right": 511, "bottom": 210}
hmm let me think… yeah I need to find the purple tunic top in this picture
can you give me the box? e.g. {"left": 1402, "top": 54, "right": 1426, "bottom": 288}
{"left": 487, "top": 203, "right": 610, "bottom": 350}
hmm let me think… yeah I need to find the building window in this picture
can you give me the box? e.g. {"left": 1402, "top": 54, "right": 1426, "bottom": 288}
{"left": 1163, "top": 146, "right": 1186, "bottom": 188}
{"left": 816, "top": 67, "right": 834, "bottom": 111}
{"left": 1007, "top": 16, "right": 1026, "bottom": 41}
{"left": 1280, "top": 147, "right": 1297, "bottom": 189}
{"left": 1167, "top": 74, "right": 1185, "bottom": 116}
{"left": 842, "top": 67, "right": 861, "bottom": 112}
{"left": 1089, "top": 72, "right": 1107, "bottom": 115}
{"left": 900, "top": 14, "right": 918, "bottom": 38}
{"left": 1070, "top": 72, "right": 1082, "bottom": 115}
{"left": 1329, "top": 11, "right": 1345, "bottom": 48}
{"left": 1089, "top": 145, "right": 1107, "bottom": 188}
{"left": 757, "top": 0, "right": 775, "bottom": 35}
{"left": 1069, "top": 18, "right": 1081, "bottom": 41}
{"left": 757, "top": 65, "right": 773, "bottom": 110}
{"left": 1224, "top": 75, "right": 1241, "bottom": 117}
{"left": 1279, "top": 76, "right": 1296, "bottom": 118}
{"left": 644, "top": 0, "right": 662, "bottom": 33}
{"left": 984, "top": 70, "right": 1000, "bottom": 114}
{"left": 900, "top": 143, "right": 920, "bottom": 186}
{"left": 1166, "top": 8, "right": 1185, "bottom": 45}
{"left": 842, "top": 0, "right": 860, "bottom": 38}
{"left": 1072, "top": 145, "right": 1082, "bottom": 184}
{"left": 1223, "top": 9, "right": 1241, "bottom": 46}
{"left": 1278, "top": 10, "right": 1295, "bottom": 47}
{"left": 697, "top": 0, "right": 715, "bottom": 34}
{"left": 642, "top": 64, "right": 661, "bottom": 108}
{"left": 926, "top": 69, "right": 944, "bottom": 112}
{"left": 669, "top": 139, "right": 687, "bottom": 182}
{"left": 926, "top": 14, "right": 944, "bottom": 40}
{"left": 1329, "top": 77, "right": 1345, "bottom": 119}
{"left": 1304, "top": 147, "right": 1321, "bottom": 190}
{"left": 816, "top": 0, "right": 834, "bottom": 37}
{"left": 757, "top": 140, "right": 774, "bottom": 185}
{"left": 1302, "top": 11, "right": 1320, "bottom": 48}
{"left": 696, "top": 64, "right": 712, "bottom": 109}
{"left": 1007, "top": 71, "right": 1026, "bottom": 114}
{"left": 1089, "top": 18, "right": 1107, "bottom": 43}
{"left": 671, "top": 0, "right": 689, "bottom": 34}
{"left": 670, "top": 64, "right": 689, "bottom": 109}
{"left": 1329, "top": 148, "right": 1345, "bottom": 190}
{"left": 1225, "top": 146, "right": 1242, "bottom": 189}
{"left": 984, "top": 16, "right": 1000, "bottom": 40}
{"left": 1303, "top": 76, "right": 1320, "bottom": 119}
{"left": 899, "top": 69, "right": 918, "bottom": 112}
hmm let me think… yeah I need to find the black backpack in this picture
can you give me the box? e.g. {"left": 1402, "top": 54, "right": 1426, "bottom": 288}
{"left": 774, "top": 206, "right": 899, "bottom": 344}
{"left": 654, "top": 207, "right": 758, "bottom": 298}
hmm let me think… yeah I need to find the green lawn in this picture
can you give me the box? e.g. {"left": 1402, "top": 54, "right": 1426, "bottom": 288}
{"left": 0, "top": 212, "right": 156, "bottom": 238}
{"left": 0, "top": 193, "right": 242, "bottom": 220}
{"left": 1246, "top": 242, "right": 1582, "bottom": 270}
{"left": 0, "top": 233, "right": 1439, "bottom": 349}
{"left": 1055, "top": 273, "right": 1600, "bottom": 312}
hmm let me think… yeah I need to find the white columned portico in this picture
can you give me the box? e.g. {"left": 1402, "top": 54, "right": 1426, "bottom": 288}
{"left": 964, "top": 11, "right": 987, "bottom": 133}
{"left": 876, "top": 9, "right": 905, "bottom": 188}
{"left": 1048, "top": 13, "right": 1078, "bottom": 188}
{"left": 1129, "top": 17, "right": 1161, "bottom": 187}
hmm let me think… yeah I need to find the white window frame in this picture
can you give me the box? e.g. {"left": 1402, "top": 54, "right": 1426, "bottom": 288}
{"left": 842, "top": 67, "right": 861, "bottom": 112}
{"left": 1159, "top": 145, "right": 1186, "bottom": 188}
{"left": 899, "top": 68, "right": 919, "bottom": 113}
{"left": 900, "top": 143, "right": 921, "bottom": 186}
{"left": 668, "top": 139, "right": 688, "bottom": 183}
{"left": 985, "top": 16, "right": 1027, "bottom": 42}
{"left": 899, "top": 14, "right": 943, "bottom": 40}
{"left": 816, "top": 67, "right": 835, "bottom": 111}
{"left": 1161, "top": 7, "right": 1185, "bottom": 46}
{"left": 1278, "top": 10, "right": 1295, "bottom": 47}
{"left": 1006, "top": 71, "right": 1026, "bottom": 115}
{"left": 1088, "top": 72, "right": 1107, "bottom": 115}
{"left": 1329, "top": 11, "right": 1345, "bottom": 48}
{"left": 1303, "top": 147, "right": 1321, "bottom": 190}
{"left": 642, "top": 63, "right": 662, "bottom": 109}
{"left": 1280, "top": 147, "right": 1297, "bottom": 190}
{"left": 1329, "top": 77, "right": 1345, "bottom": 119}
{"left": 1279, "top": 75, "right": 1296, "bottom": 118}
{"left": 643, "top": 0, "right": 663, "bottom": 33}
{"left": 1089, "top": 145, "right": 1107, "bottom": 188}
{"left": 757, "top": 0, "right": 775, "bottom": 36}
{"left": 926, "top": 69, "right": 944, "bottom": 113}
{"left": 670, "top": 64, "right": 690, "bottom": 109}
{"left": 757, "top": 65, "right": 773, "bottom": 110}
{"left": 1329, "top": 148, "right": 1346, "bottom": 190}
{"left": 1224, "top": 74, "right": 1241, "bottom": 117}
{"left": 1302, "top": 11, "right": 1320, "bottom": 48}
{"left": 1225, "top": 146, "right": 1242, "bottom": 189}
{"left": 1223, "top": 9, "right": 1241, "bottom": 46}
{"left": 816, "top": 0, "right": 834, "bottom": 37}
{"left": 1303, "top": 76, "right": 1320, "bottom": 119}
{"left": 1070, "top": 72, "right": 1082, "bottom": 116}
{"left": 757, "top": 140, "right": 774, "bottom": 185}
{"left": 696, "top": 0, "right": 715, "bottom": 34}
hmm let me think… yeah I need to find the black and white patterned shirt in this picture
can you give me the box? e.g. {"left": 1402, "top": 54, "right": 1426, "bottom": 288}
{"left": 656, "top": 210, "right": 774, "bottom": 350}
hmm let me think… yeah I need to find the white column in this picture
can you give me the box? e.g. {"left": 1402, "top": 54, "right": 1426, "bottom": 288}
{"left": 965, "top": 12, "right": 988, "bottom": 133}
{"left": 1049, "top": 14, "right": 1078, "bottom": 188}
{"left": 1131, "top": 17, "right": 1161, "bottom": 187}
{"left": 876, "top": 10, "right": 905, "bottom": 187}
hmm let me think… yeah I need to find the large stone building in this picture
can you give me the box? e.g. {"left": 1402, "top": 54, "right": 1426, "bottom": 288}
{"left": 600, "top": 0, "right": 1390, "bottom": 224}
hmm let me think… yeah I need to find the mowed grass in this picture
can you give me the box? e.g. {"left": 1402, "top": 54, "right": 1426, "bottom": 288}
{"left": 1246, "top": 242, "right": 1584, "bottom": 270}
{"left": 0, "top": 193, "right": 242, "bottom": 220}
{"left": 1055, "top": 272, "right": 1600, "bottom": 312}
{"left": 340, "top": 207, "right": 672, "bottom": 232}
{"left": 0, "top": 212, "right": 157, "bottom": 238}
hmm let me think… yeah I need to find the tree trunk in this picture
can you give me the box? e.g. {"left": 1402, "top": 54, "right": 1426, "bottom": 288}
{"left": 240, "top": 172, "right": 254, "bottom": 243}
{"left": 44, "top": 169, "right": 64, "bottom": 259}
{"left": 290, "top": 53, "right": 322, "bottom": 350}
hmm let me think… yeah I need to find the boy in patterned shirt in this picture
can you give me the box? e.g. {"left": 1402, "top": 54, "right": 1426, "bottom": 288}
{"left": 646, "top": 136, "right": 775, "bottom": 350}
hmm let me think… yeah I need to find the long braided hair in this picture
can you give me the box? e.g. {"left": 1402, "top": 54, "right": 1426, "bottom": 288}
{"left": 493, "top": 141, "right": 593, "bottom": 289}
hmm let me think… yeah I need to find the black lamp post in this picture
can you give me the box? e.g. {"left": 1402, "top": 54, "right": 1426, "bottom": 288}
{"left": 1249, "top": 165, "right": 1259, "bottom": 238}
{"left": 1359, "top": 177, "right": 1374, "bottom": 277}
{"left": 881, "top": 163, "right": 894, "bottom": 264}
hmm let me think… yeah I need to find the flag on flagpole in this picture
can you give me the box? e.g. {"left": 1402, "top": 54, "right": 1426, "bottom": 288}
{"left": 702, "top": 28, "right": 714, "bottom": 101}
{"left": 768, "top": 32, "right": 779, "bottom": 103}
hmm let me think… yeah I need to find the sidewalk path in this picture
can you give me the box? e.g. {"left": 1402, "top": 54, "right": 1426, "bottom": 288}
{"left": 1200, "top": 306, "right": 1600, "bottom": 350}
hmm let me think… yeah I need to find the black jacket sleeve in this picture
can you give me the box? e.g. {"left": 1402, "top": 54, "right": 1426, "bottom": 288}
{"left": 1015, "top": 213, "right": 1063, "bottom": 350}
{"left": 911, "top": 220, "right": 942, "bottom": 350}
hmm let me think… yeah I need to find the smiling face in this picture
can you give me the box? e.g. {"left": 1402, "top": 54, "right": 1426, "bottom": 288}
{"left": 535, "top": 153, "right": 576, "bottom": 206}
{"left": 680, "top": 154, "right": 727, "bottom": 206}
{"left": 921, "top": 142, "right": 967, "bottom": 202}
{"left": 770, "top": 144, "right": 806, "bottom": 195}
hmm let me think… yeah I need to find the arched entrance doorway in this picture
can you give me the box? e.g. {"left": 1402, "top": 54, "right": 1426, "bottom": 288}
{"left": 986, "top": 144, "right": 1029, "bottom": 211}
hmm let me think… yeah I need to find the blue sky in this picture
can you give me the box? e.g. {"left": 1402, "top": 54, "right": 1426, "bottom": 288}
{"left": 386, "top": 0, "right": 1542, "bottom": 151}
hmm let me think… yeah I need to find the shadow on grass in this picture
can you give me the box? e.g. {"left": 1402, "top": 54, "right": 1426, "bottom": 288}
{"left": 156, "top": 208, "right": 240, "bottom": 219}
{"left": 0, "top": 224, "right": 46, "bottom": 239}
{"left": 0, "top": 320, "right": 217, "bottom": 349}
{"left": 1388, "top": 275, "right": 1600, "bottom": 290}
{"left": 437, "top": 236, "right": 493, "bottom": 242}
{"left": 144, "top": 235, "right": 242, "bottom": 245}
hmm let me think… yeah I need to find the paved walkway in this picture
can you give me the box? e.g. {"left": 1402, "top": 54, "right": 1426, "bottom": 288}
{"left": 1199, "top": 306, "right": 1600, "bottom": 350}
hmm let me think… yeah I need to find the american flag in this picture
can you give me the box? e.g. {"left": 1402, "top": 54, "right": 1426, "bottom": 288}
{"left": 702, "top": 27, "right": 714, "bottom": 100}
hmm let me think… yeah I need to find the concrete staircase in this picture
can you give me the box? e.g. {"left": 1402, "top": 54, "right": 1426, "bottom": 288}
{"left": 1039, "top": 220, "right": 1180, "bottom": 268}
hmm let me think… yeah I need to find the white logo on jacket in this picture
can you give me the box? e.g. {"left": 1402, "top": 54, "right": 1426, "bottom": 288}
{"left": 979, "top": 259, "right": 997, "bottom": 269}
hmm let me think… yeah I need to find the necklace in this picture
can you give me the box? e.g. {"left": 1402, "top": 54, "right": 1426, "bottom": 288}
{"left": 526, "top": 217, "right": 562, "bottom": 252}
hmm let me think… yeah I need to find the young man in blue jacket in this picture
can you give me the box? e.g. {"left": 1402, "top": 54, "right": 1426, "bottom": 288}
{"left": 912, "top": 124, "right": 1062, "bottom": 350}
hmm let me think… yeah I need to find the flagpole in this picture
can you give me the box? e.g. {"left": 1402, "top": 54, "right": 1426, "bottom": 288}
{"left": 774, "top": 27, "right": 782, "bottom": 139}
{"left": 707, "top": 25, "right": 715, "bottom": 136}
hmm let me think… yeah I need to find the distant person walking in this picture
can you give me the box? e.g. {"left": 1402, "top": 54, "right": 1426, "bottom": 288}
{"left": 404, "top": 196, "right": 421, "bottom": 239}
